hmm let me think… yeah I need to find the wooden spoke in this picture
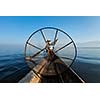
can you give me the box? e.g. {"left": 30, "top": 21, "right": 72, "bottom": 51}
{"left": 54, "top": 29, "right": 58, "bottom": 45}
{"left": 60, "top": 56, "right": 73, "bottom": 60}
{"left": 31, "top": 48, "right": 45, "bottom": 58}
{"left": 40, "top": 30, "right": 46, "bottom": 43}
{"left": 55, "top": 41, "right": 73, "bottom": 53}
{"left": 27, "top": 42, "right": 42, "bottom": 50}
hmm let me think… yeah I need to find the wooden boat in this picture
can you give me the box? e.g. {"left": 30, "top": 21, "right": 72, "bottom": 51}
{"left": 19, "top": 55, "right": 85, "bottom": 83}
{"left": 20, "top": 27, "right": 85, "bottom": 83}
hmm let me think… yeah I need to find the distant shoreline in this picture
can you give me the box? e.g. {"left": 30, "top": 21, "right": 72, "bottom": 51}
{"left": 77, "top": 47, "right": 100, "bottom": 48}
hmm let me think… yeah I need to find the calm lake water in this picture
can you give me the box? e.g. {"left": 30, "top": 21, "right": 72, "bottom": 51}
{"left": 0, "top": 45, "right": 30, "bottom": 83}
{"left": 0, "top": 45, "right": 100, "bottom": 83}
{"left": 72, "top": 47, "right": 100, "bottom": 83}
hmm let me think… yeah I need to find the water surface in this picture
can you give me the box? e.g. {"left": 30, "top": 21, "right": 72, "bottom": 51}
{"left": 0, "top": 45, "right": 100, "bottom": 83}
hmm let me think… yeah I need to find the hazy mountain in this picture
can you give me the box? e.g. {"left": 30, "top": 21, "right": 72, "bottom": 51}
{"left": 76, "top": 41, "right": 100, "bottom": 47}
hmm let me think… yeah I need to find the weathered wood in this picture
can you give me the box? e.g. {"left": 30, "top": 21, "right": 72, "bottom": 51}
{"left": 19, "top": 56, "right": 85, "bottom": 83}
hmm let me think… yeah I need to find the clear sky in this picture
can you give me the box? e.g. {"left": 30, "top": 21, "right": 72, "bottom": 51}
{"left": 0, "top": 16, "right": 100, "bottom": 45}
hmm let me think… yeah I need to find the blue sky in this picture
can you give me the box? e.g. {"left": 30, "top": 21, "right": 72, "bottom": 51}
{"left": 0, "top": 16, "right": 100, "bottom": 45}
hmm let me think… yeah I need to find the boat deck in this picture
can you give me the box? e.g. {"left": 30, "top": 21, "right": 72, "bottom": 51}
{"left": 19, "top": 56, "right": 85, "bottom": 83}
